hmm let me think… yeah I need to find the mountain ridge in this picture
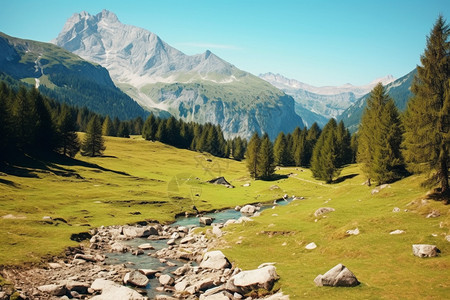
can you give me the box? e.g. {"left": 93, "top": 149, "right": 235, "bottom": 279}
{"left": 53, "top": 10, "right": 304, "bottom": 139}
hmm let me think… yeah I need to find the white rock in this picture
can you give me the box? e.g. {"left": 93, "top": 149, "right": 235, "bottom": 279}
{"left": 314, "top": 207, "right": 335, "bottom": 217}
{"left": 37, "top": 284, "right": 66, "bottom": 296}
{"left": 159, "top": 274, "right": 175, "bottom": 286}
{"left": 346, "top": 228, "right": 360, "bottom": 235}
{"left": 240, "top": 205, "right": 257, "bottom": 215}
{"left": 412, "top": 244, "right": 440, "bottom": 258}
{"left": 212, "top": 226, "right": 223, "bottom": 237}
{"left": 392, "top": 207, "right": 400, "bottom": 213}
{"left": 200, "top": 250, "right": 230, "bottom": 270}
{"left": 389, "top": 229, "right": 405, "bottom": 235}
{"left": 305, "top": 242, "right": 317, "bottom": 250}
{"left": 228, "top": 265, "right": 279, "bottom": 293}
{"left": 138, "top": 243, "right": 154, "bottom": 250}
{"left": 314, "top": 263, "right": 360, "bottom": 287}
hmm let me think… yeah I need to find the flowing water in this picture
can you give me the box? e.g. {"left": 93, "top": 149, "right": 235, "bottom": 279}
{"left": 104, "top": 198, "right": 294, "bottom": 297}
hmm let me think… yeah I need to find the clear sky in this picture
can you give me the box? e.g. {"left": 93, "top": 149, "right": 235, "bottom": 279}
{"left": 1, "top": 0, "right": 449, "bottom": 86}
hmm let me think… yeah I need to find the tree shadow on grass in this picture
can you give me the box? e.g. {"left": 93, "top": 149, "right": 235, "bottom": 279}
{"left": 332, "top": 173, "right": 358, "bottom": 184}
{"left": 259, "top": 174, "right": 289, "bottom": 181}
{"left": 0, "top": 152, "right": 130, "bottom": 180}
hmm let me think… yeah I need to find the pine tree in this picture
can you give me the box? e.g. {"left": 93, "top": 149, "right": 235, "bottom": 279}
{"left": 350, "top": 133, "right": 358, "bottom": 163}
{"left": 402, "top": 16, "right": 450, "bottom": 195}
{"left": 81, "top": 115, "right": 105, "bottom": 157}
{"left": 273, "top": 132, "right": 288, "bottom": 166}
{"left": 304, "top": 122, "right": 321, "bottom": 166}
{"left": 117, "top": 122, "right": 130, "bottom": 138}
{"left": 358, "top": 83, "right": 404, "bottom": 185}
{"left": 232, "top": 137, "right": 245, "bottom": 161}
{"left": 310, "top": 119, "right": 340, "bottom": 183}
{"left": 102, "top": 116, "right": 115, "bottom": 136}
{"left": 246, "top": 133, "right": 261, "bottom": 179}
{"left": 57, "top": 105, "right": 80, "bottom": 157}
{"left": 294, "top": 127, "right": 308, "bottom": 166}
{"left": 336, "top": 120, "right": 352, "bottom": 166}
{"left": 142, "top": 114, "right": 158, "bottom": 141}
{"left": 11, "top": 86, "right": 33, "bottom": 149}
{"left": 257, "top": 133, "right": 275, "bottom": 179}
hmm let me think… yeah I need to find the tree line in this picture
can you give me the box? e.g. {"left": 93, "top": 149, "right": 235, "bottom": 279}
{"left": 141, "top": 114, "right": 248, "bottom": 160}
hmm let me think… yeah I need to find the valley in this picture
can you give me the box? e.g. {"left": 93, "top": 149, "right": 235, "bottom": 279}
{"left": 0, "top": 136, "right": 448, "bottom": 299}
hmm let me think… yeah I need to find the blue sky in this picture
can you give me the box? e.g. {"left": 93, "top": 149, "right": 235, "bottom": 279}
{"left": 1, "top": 0, "right": 449, "bottom": 86}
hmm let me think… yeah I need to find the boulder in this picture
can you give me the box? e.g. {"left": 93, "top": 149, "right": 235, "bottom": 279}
{"left": 139, "top": 269, "right": 158, "bottom": 277}
{"left": 234, "top": 206, "right": 241, "bottom": 211}
{"left": 159, "top": 274, "right": 175, "bottom": 286}
{"left": 392, "top": 207, "right": 401, "bottom": 213}
{"left": 200, "top": 217, "right": 214, "bottom": 225}
{"left": 412, "top": 244, "right": 440, "bottom": 258}
{"left": 138, "top": 243, "right": 154, "bottom": 250}
{"left": 305, "top": 242, "right": 317, "bottom": 250}
{"left": 180, "top": 236, "right": 196, "bottom": 244}
{"left": 124, "top": 271, "right": 150, "bottom": 287}
{"left": 227, "top": 265, "right": 279, "bottom": 293}
{"left": 314, "top": 263, "right": 359, "bottom": 287}
{"left": 262, "top": 292, "right": 290, "bottom": 300}
{"left": 111, "top": 242, "right": 128, "bottom": 253}
{"left": 201, "top": 291, "right": 231, "bottom": 300}
{"left": 200, "top": 251, "right": 231, "bottom": 270}
{"left": 90, "top": 279, "right": 147, "bottom": 300}
{"left": 314, "top": 207, "right": 335, "bottom": 217}
{"left": 64, "top": 281, "right": 90, "bottom": 294}
{"left": 174, "top": 280, "right": 188, "bottom": 292}
{"left": 207, "top": 177, "right": 234, "bottom": 188}
{"left": 74, "top": 254, "right": 97, "bottom": 262}
{"left": 240, "top": 205, "right": 257, "bottom": 215}
{"left": 37, "top": 284, "right": 67, "bottom": 296}
{"left": 123, "top": 226, "right": 155, "bottom": 238}
{"left": 212, "top": 226, "right": 223, "bottom": 237}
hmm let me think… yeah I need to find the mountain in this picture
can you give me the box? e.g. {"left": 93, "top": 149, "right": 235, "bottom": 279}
{"left": 259, "top": 72, "right": 395, "bottom": 126}
{"left": 53, "top": 10, "right": 304, "bottom": 139}
{"left": 0, "top": 32, "right": 148, "bottom": 120}
{"left": 337, "top": 68, "right": 416, "bottom": 133}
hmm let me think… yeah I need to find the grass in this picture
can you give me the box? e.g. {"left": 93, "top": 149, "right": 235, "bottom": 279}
{"left": 0, "top": 136, "right": 448, "bottom": 299}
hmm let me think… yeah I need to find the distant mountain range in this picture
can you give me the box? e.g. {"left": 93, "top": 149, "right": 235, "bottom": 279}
{"left": 260, "top": 72, "right": 395, "bottom": 127}
{"left": 337, "top": 68, "right": 416, "bottom": 132}
{"left": 52, "top": 10, "right": 304, "bottom": 139}
{"left": 0, "top": 32, "right": 148, "bottom": 120}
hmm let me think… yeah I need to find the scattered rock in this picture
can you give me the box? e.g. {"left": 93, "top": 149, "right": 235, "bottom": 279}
{"left": 243, "top": 183, "right": 250, "bottom": 187}
{"left": 390, "top": 229, "right": 405, "bottom": 235}
{"left": 207, "top": 177, "right": 235, "bottom": 188}
{"left": 200, "top": 251, "right": 231, "bottom": 270}
{"left": 159, "top": 274, "right": 175, "bottom": 286}
{"left": 446, "top": 235, "right": 450, "bottom": 242}
{"left": 240, "top": 205, "right": 257, "bottom": 215}
{"left": 314, "top": 207, "right": 335, "bottom": 217}
{"left": 63, "top": 281, "right": 90, "bottom": 294}
{"left": 139, "top": 269, "right": 158, "bottom": 277}
{"left": 392, "top": 207, "right": 400, "bottom": 213}
{"left": 180, "top": 236, "right": 196, "bottom": 244}
{"left": 305, "top": 242, "right": 317, "bottom": 250}
{"left": 200, "top": 217, "right": 214, "bottom": 225}
{"left": 314, "top": 264, "right": 360, "bottom": 287}
{"left": 90, "top": 279, "right": 147, "bottom": 300}
{"left": 234, "top": 206, "right": 241, "bottom": 211}
{"left": 124, "top": 270, "right": 150, "bottom": 287}
{"left": 138, "top": 243, "right": 154, "bottom": 250}
{"left": 426, "top": 210, "right": 440, "bottom": 218}
{"left": 227, "top": 265, "right": 279, "bottom": 294}
{"left": 37, "top": 284, "right": 67, "bottom": 296}
{"left": 212, "top": 226, "right": 223, "bottom": 237}
{"left": 48, "top": 262, "right": 62, "bottom": 269}
{"left": 346, "top": 228, "right": 360, "bottom": 235}
{"left": 412, "top": 244, "right": 441, "bottom": 258}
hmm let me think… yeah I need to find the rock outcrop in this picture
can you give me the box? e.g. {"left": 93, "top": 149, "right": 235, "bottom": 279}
{"left": 314, "top": 264, "right": 360, "bottom": 287}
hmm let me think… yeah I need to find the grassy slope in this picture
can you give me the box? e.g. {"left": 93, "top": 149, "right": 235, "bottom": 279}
{"left": 220, "top": 165, "right": 450, "bottom": 299}
{"left": 0, "top": 135, "right": 287, "bottom": 265}
{"left": 0, "top": 136, "right": 448, "bottom": 299}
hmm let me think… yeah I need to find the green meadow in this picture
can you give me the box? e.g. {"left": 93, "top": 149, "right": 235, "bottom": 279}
{"left": 0, "top": 136, "right": 448, "bottom": 299}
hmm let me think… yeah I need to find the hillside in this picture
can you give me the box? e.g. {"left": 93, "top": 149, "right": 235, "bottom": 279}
{"left": 0, "top": 136, "right": 448, "bottom": 299}
{"left": 338, "top": 69, "right": 417, "bottom": 132}
{"left": 0, "top": 32, "right": 148, "bottom": 120}
{"left": 53, "top": 10, "right": 304, "bottom": 139}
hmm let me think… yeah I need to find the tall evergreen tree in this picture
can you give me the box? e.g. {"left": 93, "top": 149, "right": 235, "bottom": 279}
{"left": 257, "top": 133, "right": 275, "bottom": 179}
{"left": 402, "top": 16, "right": 450, "bottom": 196}
{"left": 273, "top": 132, "right": 289, "bottom": 166}
{"left": 358, "top": 83, "right": 404, "bottom": 185}
{"left": 57, "top": 105, "right": 80, "bottom": 157}
{"left": 246, "top": 133, "right": 261, "bottom": 179}
{"left": 11, "top": 86, "right": 33, "bottom": 149}
{"left": 142, "top": 114, "right": 158, "bottom": 141}
{"left": 117, "top": 122, "right": 130, "bottom": 138}
{"left": 102, "top": 116, "right": 115, "bottom": 136}
{"left": 304, "top": 122, "right": 321, "bottom": 166}
{"left": 336, "top": 120, "right": 352, "bottom": 166}
{"left": 81, "top": 115, "right": 105, "bottom": 157}
{"left": 310, "top": 119, "right": 341, "bottom": 183}
{"left": 232, "top": 136, "right": 245, "bottom": 160}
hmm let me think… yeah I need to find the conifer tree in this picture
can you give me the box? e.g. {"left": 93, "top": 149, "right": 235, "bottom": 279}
{"left": 102, "top": 116, "right": 115, "bottom": 136}
{"left": 246, "top": 133, "right": 261, "bottom": 179}
{"left": 11, "top": 86, "right": 33, "bottom": 149}
{"left": 232, "top": 137, "right": 245, "bottom": 160}
{"left": 257, "top": 133, "right": 275, "bottom": 179}
{"left": 57, "top": 105, "right": 80, "bottom": 157}
{"left": 304, "top": 122, "right": 321, "bottom": 166}
{"left": 273, "top": 132, "right": 288, "bottom": 166}
{"left": 117, "top": 122, "right": 130, "bottom": 138}
{"left": 310, "top": 119, "right": 340, "bottom": 183}
{"left": 402, "top": 16, "right": 450, "bottom": 195}
{"left": 336, "top": 120, "right": 352, "bottom": 166}
{"left": 294, "top": 127, "right": 308, "bottom": 167}
{"left": 358, "top": 83, "right": 404, "bottom": 185}
{"left": 142, "top": 114, "right": 158, "bottom": 141}
{"left": 81, "top": 115, "right": 105, "bottom": 157}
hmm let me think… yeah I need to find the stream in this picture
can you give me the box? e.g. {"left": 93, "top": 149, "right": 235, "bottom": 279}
{"left": 105, "top": 198, "right": 294, "bottom": 298}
